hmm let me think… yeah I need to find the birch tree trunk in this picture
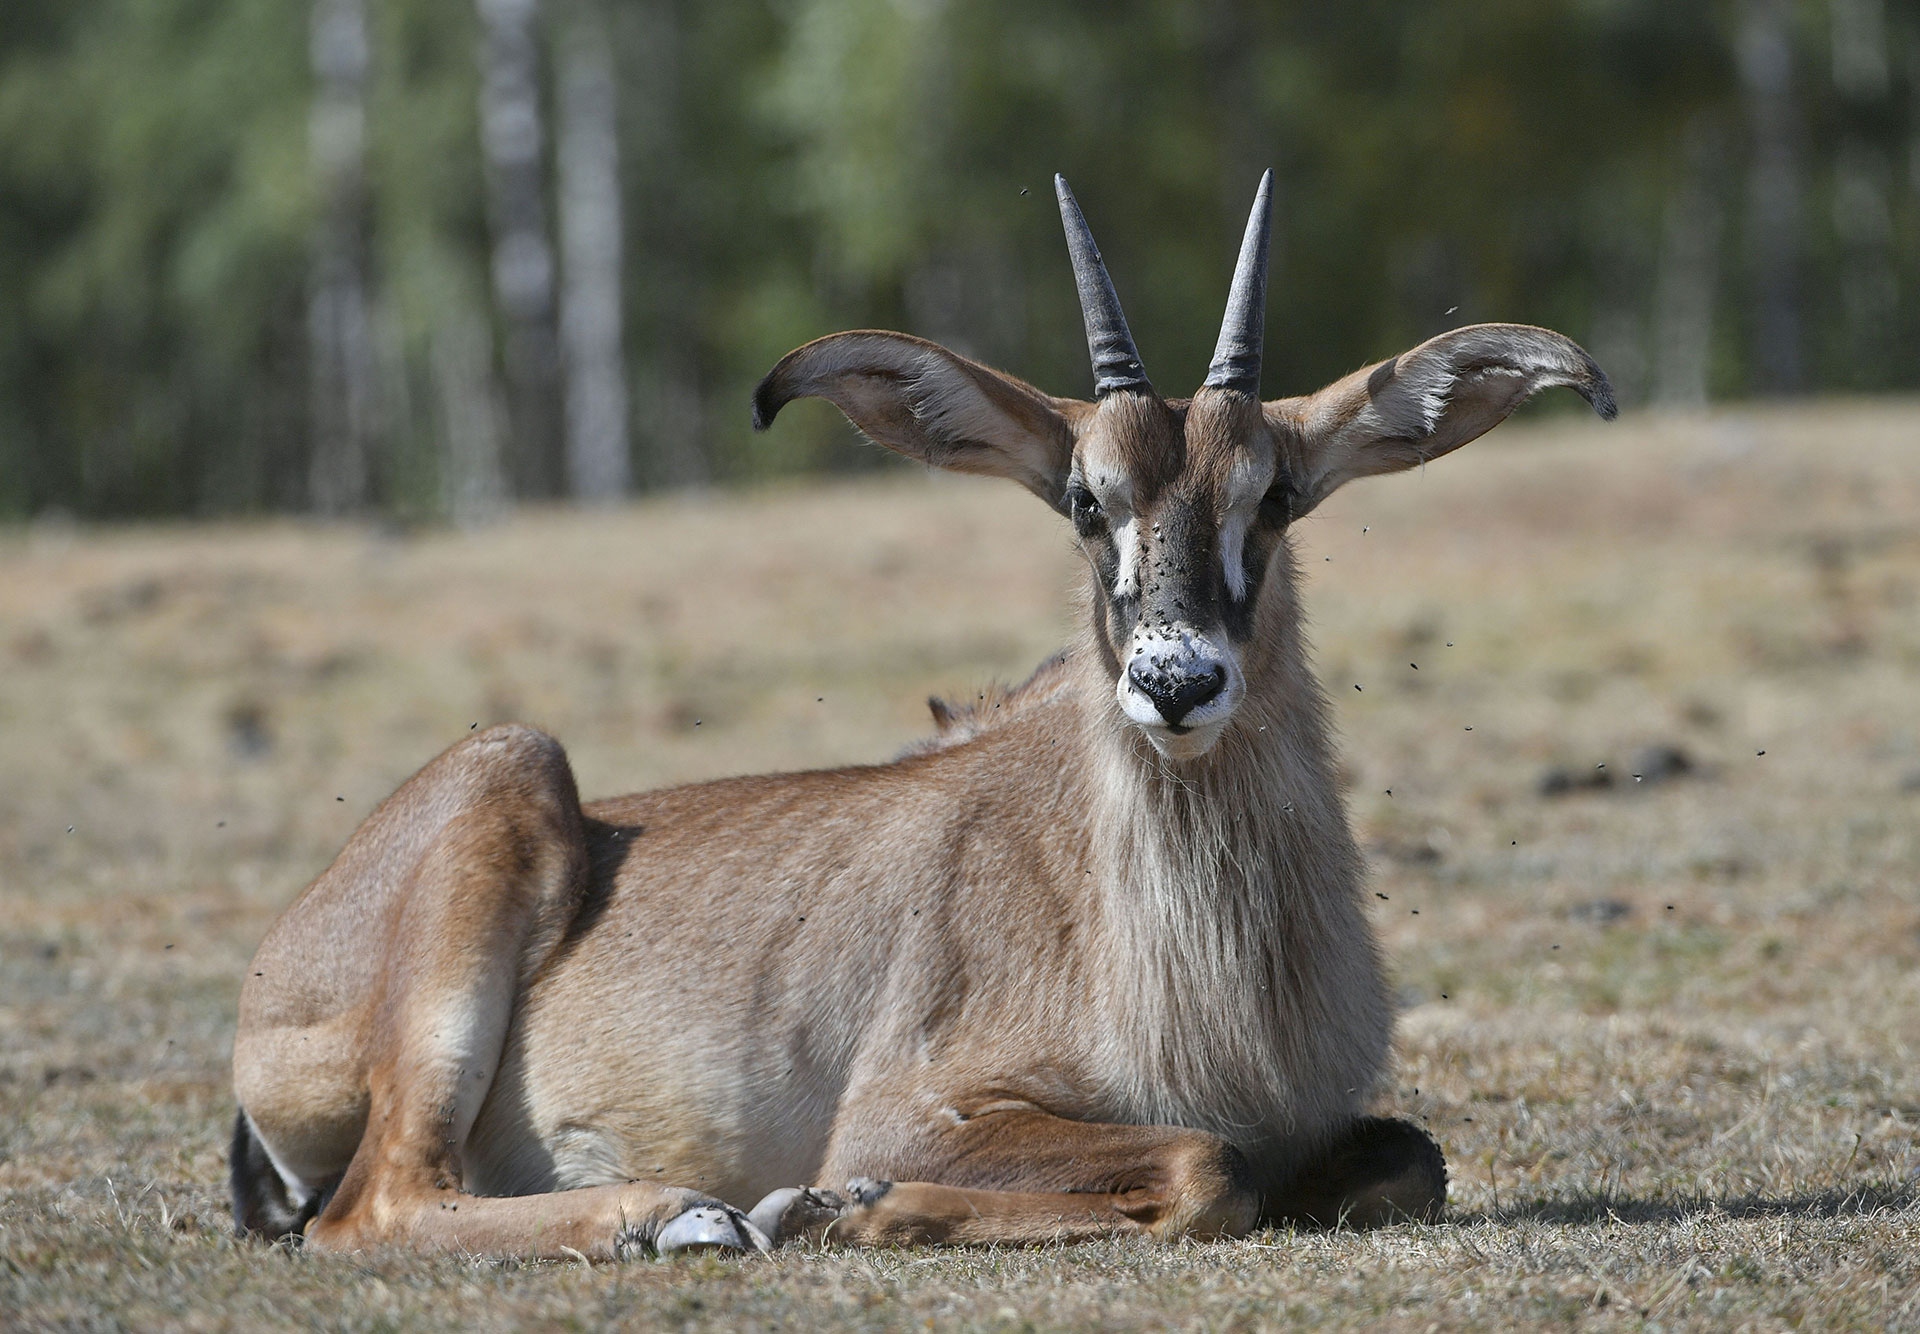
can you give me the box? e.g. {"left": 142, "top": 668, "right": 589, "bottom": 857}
{"left": 1737, "top": 0, "right": 1805, "bottom": 394}
{"left": 557, "top": 6, "right": 631, "bottom": 501}
{"left": 308, "top": 0, "right": 380, "bottom": 514}
{"left": 1828, "top": 0, "right": 1896, "bottom": 384}
{"left": 1653, "top": 121, "right": 1727, "bottom": 408}
{"left": 477, "top": 0, "right": 564, "bottom": 498}
{"left": 434, "top": 294, "right": 510, "bottom": 529}
{"left": 626, "top": 0, "right": 708, "bottom": 488}
{"left": 1205, "top": 0, "right": 1273, "bottom": 315}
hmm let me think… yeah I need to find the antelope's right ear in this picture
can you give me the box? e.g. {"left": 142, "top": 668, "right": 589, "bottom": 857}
{"left": 753, "top": 331, "right": 1084, "bottom": 508}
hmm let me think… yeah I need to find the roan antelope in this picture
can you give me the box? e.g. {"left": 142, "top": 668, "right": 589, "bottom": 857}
{"left": 231, "top": 173, "right": 1615, "bottom": 1257}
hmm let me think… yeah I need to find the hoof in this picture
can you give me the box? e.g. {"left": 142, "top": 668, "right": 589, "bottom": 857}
{"left": 1337, "top": 1117, "right": 1447, "bottom": 1226}
{"left": 747, "top": 1186, "right": 848, "bottom": 1247}
{"left": 844, "top": 1177, "right": 893, "bottom": 1206}
{"left": 1274, "top": 1117, "right": 1448, "bottom": 1230}
{"left": 652, "top": 1203, "right": 772, "bottom": 1258}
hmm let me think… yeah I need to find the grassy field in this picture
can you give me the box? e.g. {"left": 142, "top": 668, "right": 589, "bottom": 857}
{"left": 4, "top": 399, "right": 1920, "bottom": 1330}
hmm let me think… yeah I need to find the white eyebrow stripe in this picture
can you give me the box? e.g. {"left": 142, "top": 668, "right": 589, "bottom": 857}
{"left": 1220, "top": 510, "right": 1253, "bottom": 602}
{"left": 1226, "top": 453, "right": 1275, "bottom": 509}
{"left": 1113, "top": 517, "right": 1140, "bottom": 598}
{"left": 1219, "top": 450, "right": 1275, "bottom": 602}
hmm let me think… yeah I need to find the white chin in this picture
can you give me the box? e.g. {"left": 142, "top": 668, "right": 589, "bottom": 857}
{"left": 1141, "top": 722, "right": 1225, "bottom": 761}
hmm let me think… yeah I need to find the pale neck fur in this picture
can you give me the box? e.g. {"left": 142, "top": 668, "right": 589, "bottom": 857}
{"left": 1074, "top": 560, "right": 1390, "bottom": 1156}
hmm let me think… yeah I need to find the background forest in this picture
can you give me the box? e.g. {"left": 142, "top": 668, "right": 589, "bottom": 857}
{"left": 0, "top": 0, "right": 1914, "bottom": 520}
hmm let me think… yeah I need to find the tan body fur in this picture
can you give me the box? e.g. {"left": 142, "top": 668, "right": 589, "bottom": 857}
{"left": 231, "top": 177, "right": 1611, "bottom": 1258}
{"left": 238, "top": 619, "right": 1381, "bottom": 1245}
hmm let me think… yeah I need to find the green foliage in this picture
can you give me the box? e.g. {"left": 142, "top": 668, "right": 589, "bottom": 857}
{"left": 0, "top": 0, "right": 1914, "bottom": 517}
{"left": 0, "top": 0, "right": 311, "bottom": 514}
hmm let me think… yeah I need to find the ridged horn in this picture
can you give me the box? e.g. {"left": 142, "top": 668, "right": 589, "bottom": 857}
{"left": 1203, "top": 169, "right": 1274, "bottom": 395}
{"left": 1055, "top": 174, "right": 1152, "bottom": 399}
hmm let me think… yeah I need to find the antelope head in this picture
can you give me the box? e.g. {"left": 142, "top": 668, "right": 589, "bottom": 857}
{"left": 753, "top": 174, "right": 1616, "bottom": 763}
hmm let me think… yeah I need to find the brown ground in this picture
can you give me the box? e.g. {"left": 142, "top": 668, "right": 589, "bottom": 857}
{"left": 3, "top": 399, "right": 1919, "bottom": 1330}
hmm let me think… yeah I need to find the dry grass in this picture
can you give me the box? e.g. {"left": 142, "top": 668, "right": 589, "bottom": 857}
{"left": 4, "top": 399, "right": 1920, "bottom": 1330}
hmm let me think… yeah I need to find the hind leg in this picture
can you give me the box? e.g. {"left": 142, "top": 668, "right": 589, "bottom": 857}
{"left": 230, "top": 1108, "right": 327, "bottom": 1241}
{"left": 234, "top": 724, "right": 584, "bottom": 1206}
{"left": 235, "top": 725, "right": 763, "bottom": 1259}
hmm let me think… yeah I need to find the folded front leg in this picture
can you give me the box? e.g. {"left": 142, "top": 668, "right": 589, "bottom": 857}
{"left": 777, "top": 1101, "right": 1260, "bottom": 1247}
{"left": 307, "top": 1176, "right": 769, "bottom": 1259}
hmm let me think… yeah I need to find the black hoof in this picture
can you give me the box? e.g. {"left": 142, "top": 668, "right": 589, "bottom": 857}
{"left": 1271, "top": 1116, "right": 1447, "bottom": 1229}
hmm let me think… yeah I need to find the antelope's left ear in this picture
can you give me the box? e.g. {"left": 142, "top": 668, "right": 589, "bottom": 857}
{"left": 1265, "top": 324, "right": 1615, "bottom": 515}
{"left": 753, "top": 330, "right": 1083, "bottom": 508}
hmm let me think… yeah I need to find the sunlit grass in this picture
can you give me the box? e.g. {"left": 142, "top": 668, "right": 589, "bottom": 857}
{"left": 4, "top": 400, "right": 1920, "bottom": 1328}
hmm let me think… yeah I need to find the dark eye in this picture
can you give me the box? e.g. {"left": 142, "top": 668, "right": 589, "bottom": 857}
{"left": 1067, "top": 485, "right": 1106, "bottom": 537}
{"left": 1257, "top": 488, "right": 1294, "bottom": 528}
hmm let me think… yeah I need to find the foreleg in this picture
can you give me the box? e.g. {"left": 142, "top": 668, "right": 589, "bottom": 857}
{"left": 755, "top": 1102, "right": 1259, "bottom": 1247}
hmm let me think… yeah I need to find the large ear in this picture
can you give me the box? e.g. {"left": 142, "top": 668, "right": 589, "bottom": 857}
{"left": 752, "top": 331, "right": 1084, "bottom": 508}
{"left": 1264, "top": 324, "right": 1616, "bottom": 515}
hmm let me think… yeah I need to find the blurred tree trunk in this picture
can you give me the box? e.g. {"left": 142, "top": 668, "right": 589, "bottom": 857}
{"left": 898, "top": 4, "right": 963, "bottom": 357}
{"left": 1829, "top": 0, "right": 1890, "bottom": 99}
{"left": 556, "top": 5, "right": 631, "bottom": 501}
{"left": 628, "top": 0, "right": 708, "bottom": 488}
{"left": 1204, "top": 0, "right": 1270, "bottom": 262}
{"left": 1737, "top": 0, "right": 1805, "bottom": 394}
{"left": 433, "top": 293, "right": 509, "bottom": 528}
{"left": 308, "top": 0, "right": 381, "bottom": 514}
{"left": 1828, "top": 0, "right": 1897, "bottom": 386}
{"left": 477, "top": 0, "right": 564, "bottom": 498}
{"left": 1653, "top": 120, "right": 1727, "bottom": 407}
{"left": 1589, "top": 247, "right": 1650, "bottom": 409}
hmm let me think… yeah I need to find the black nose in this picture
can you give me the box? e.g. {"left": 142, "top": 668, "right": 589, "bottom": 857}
{"left": 1128, "top": 656, "right": 1227, "bottom": 726}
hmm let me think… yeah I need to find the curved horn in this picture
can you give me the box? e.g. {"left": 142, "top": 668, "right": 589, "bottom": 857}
{"left": 1203, "top": 169, "right": 1274, "bottom": 395}
{"left": 1054, "top": 175, "right": 1152, "bottom": 398}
